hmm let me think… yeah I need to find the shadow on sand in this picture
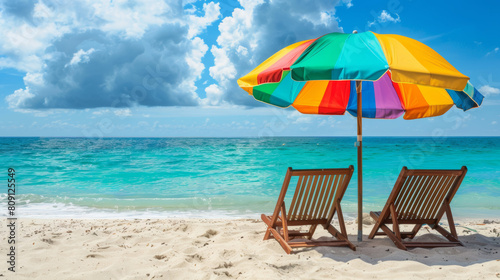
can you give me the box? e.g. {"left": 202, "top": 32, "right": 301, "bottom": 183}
{"left": 295, "top": 231, "right": 500, "bottom": 266}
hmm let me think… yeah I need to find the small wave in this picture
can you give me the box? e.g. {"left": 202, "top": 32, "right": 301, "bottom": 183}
{"left": 0, "top": 202, "right": 259, "bottom": 219}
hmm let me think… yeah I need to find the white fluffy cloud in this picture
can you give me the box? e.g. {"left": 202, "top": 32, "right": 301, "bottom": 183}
{"left": 187, "top": 2, "right": 221, "bottom": 38}
{"left": 486, "top": 47, "right": 499, "bottom": 56}
{"left": 478, "top": 85, "right": 500, "bottom": 96}
{"left": 66, "top": 48, "right": 96, "bottom": 67}
{"left": 378, "top": 10, "right": 400, "bottom": 23}
{"left": 200, "top": 84, "right": 226, "bottom": 106}
{"left": 368, "top": 10, "right": 401, "bottom": 27}
{"left": 2, "top": 0, "right": 220, "bottom": 109}
{"left": 203, "top": 0, "right": 343, "bottom": 106}
{"left": 342, "top": 0, "right": 353, "bottom": 8}
{"left": 2, "top": 0, "right": 346, "bottom": 110}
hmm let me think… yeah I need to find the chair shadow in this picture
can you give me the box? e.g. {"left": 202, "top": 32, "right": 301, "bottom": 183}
{"left": 294, "top": 232, "right": 500, "bottom": 266}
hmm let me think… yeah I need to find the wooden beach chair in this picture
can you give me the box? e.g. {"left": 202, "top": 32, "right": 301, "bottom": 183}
{"left": 261, "top": 166, "right": 356, "bottom": 254}
{"left": 368, "top": 166, "right": 467, "bottom": 250}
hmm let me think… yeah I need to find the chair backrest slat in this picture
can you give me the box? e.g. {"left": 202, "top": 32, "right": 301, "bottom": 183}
{"left": 296, "top": 175, "right": 315, "bottom": 220}
{"left": 285, "top": 167, "right": 354, "bottom": 222}
{"left": 414, "top": 175, "right": 442, "bottom": 219}
{"left": 308, "top": 175, "right": 326, "bottom": 220}
{"left": 320, "top": 174, "right": 339, "bottom": 220}
{"left": 289, "top": 175, "right": 308, "bottom": 219}
{"left": 311, "top": 174, "right": 330, "bottom": 219}
{"left": 394, "top": 175, "right": 415, "bottom": 214}
{"left": 288, "top": 175, "right": 304, "bottom": 214}
{"left": 327, "top": 174, "right": 348, "bottom": 221}
{"left": 302, "top": 175, "right": 320, "bottom": 220}
{"left": 426, "top": 175, "right": 457, "bottom": 219}
{"left": 419, "top": 175, "right": 447, "bottom": 219}
{"left": 407, "top": 175, "right": 436, "bottom": 219}
{"left": 388, "top": 167, "right": 467, "bottom": 222}
{"left": 399, "top": 175, "right": 425, "bottom": 219}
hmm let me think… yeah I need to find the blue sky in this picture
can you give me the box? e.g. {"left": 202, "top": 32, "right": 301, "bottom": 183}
{"left": 0, "top": 0, "right": 498, "bottom": 137}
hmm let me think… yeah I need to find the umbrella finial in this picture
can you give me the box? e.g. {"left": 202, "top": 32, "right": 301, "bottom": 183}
{"left": 353, "top": 30, "right": 358, "bottom": 34}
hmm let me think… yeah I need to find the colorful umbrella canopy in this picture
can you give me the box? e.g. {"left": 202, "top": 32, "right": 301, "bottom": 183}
{"left": 237, "top": 31, "right": 484, "bottom": 242}
{"left": 238, "top": 32, "right": 484, "bottom": 118}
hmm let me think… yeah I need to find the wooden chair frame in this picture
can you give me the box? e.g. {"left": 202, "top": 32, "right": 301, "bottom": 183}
{"left": 261, "top": 166, "right": 356, "bottom": 254}
{"left": 368, "top": 166, "right": 467, "bottom": 250}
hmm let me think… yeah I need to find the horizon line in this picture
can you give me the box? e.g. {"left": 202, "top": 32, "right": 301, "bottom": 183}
{"left": 1, "top": 135, "right": 499, "bottom": 138}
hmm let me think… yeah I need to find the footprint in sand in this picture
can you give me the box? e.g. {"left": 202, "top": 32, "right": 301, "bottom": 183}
{"left": 41, "top": 238, "right": 54, "bottom": 245}
{"left": 200, "top": 229, "right": 218, "bottom": 238}
{"left": 86, "top": 254, "right": 104, "bottom": 258}
{"left": 266, "top": 263, "right": 299, "bottom": 270}
{"left": 213, "top": 271, "right": 232, "bottom": 277}
{"left": 214, "top": 262, "right": 233, "bottom": 269}
{"left": 193, "top": 240, "right": 210, "bottom": 248}
{"left": 185, "top": 254, "right": 204, "bottom": 263}
{"left": 176, "top": 224, "right": 189, "bottom": 232}
{"left": 154, "top": 254, "right": 169, "bottom": 261}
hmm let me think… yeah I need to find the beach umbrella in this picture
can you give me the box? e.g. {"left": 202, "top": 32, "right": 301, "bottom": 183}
{"left": 237, "top": 31, "right": 484, "bottom": 241}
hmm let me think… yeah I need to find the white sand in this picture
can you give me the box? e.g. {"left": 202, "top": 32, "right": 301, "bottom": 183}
{"left": 1, "top": 216, "right": 499, "bottom": 279}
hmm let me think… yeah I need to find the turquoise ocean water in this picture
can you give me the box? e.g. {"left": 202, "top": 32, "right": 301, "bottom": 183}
{"left": 1, "top": 137, "right": 499, "bottom": 219}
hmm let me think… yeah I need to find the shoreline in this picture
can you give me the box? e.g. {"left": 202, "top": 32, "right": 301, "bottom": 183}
{"left": 4, "top": 202, "right": 499, "bottom": 220}
{"left": 2, "top": 217, "right": 499, "bottom": 279}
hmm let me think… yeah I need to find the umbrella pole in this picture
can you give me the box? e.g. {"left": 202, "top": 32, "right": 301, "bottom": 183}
{"left": 356, "top": 80, "right": 363, "bottom": 242}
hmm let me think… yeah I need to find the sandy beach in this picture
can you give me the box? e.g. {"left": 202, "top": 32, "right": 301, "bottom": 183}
{"left": 0, "top": 216, "right": 498, "bottom": 279}
{"left": 0, "top": 0, "right": 498, "bottom": 279}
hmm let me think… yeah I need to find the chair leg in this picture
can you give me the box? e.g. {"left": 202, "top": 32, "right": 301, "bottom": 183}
{"left": 368, "top": 225, "right": 380, "bottom": 239}
{"left": 324, "top": 202, "right": 356, "bottom": 251}
{"left": 261, "top": 214, "right": 273, "bottom": 240}
{"left": 308, "top": 225, "right": 318, "bottom": 240}
{"left": 263, "top": 227, "right": 271, "bottom": 240}
{"left": 378, "top": 223, "right": 407, "bottom": 250}
{"left": 389, "top": 204, "right": 401, "bottom": 240}
{"left": 261, "top": 202, "right": 293, "bottom": 253}
{"left": 368, "top": 212, "right": 382, "bottom": 239}
{"left": 429, "top": 204, "right": 462, "bottom": 245}
{"left": 326, "top": 225, "right": 356, "bottom": 251}
{"left": 269, "top": 227, "right": 292, "bottom": 254}
{"left": 444, "top": 203, "right": 458, "bottom": 239}
{"left": 408, "top": 224, "right": 422, "bottom": 239}
{"left": 434, "top": 225, "right": 462, "bottom": 244}
{"left": 280, "top": 202, "right": 290, "bottom": 242}
{"left": 335, "top": 201, "right": 348, "bottom": 238}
